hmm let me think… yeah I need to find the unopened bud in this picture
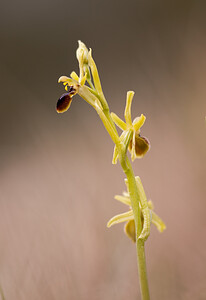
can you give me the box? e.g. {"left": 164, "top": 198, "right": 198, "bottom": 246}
{"left": 76, "top": 40, "right": 89, "bottom": 65}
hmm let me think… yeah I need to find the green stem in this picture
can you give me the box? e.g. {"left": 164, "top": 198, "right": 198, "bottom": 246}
{"left": 136, "top": 240, "right": 150, "bottom": 300}
{"left": 98, "top": 108, "right": 150, "bottom": 300}
{"left": 0, "top": 285, "right": 5, "bottom": 300}
{"left": 123, "top": 158, "right": 150, "bottom": 300}
{"left": 79, "top": 78, "right": 150, "bottom": 299}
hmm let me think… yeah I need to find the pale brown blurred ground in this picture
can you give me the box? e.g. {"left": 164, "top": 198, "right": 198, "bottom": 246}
{"left": 0, "top": 1, "right": 206, "bottom": 299}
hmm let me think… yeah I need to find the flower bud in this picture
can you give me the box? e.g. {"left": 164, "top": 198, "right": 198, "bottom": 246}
{"left": 76, "top": 40, "right": 89, "bottom": 65}
{"left": 124, "top": 220, "right": 136, "bottom": 242}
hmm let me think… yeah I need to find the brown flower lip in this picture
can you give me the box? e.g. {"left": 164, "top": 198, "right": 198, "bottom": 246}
{"left": 129, "top": 134, "right": 150, "bottom": 158}
{"left": 56, "top": 86, "right": 76, "bottom": 113}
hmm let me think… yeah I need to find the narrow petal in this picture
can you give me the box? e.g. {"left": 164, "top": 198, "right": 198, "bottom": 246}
{"left": 58, "top": 76, "right": 70, "bottom": 83}
{"left": 80, "top": 73, "right": 87, "bottom": 86}
{"left": 123, "top": 191, "right": 130, "bottom": 197}
{"left": 130, "top": 131, "right": 136, "bottom": 161}
{"left": 122, "top": 129, "right": 133, "bottom": 151}
{"left": 107, "top": 210, "right": 134, "bottom": 228}
{"left": 88, "top": 49, "right": 103, "bottom": 94}
{"left": 133, "top": 114, "right": 146, "bottom": 132}
{"left": 148, "top": 200, "right": 154, "bottom": 210}
{"left": 111, "top": 112, "right": 127, "bottom": 131}
{"left": 70, "top": 71, "right": 79, "bottom": 81}
{"left": 77, "top": 48, "right": 85, "bottom": 84}
{"left": 151, "top": 211, "right": 166, "bottom": 233}
{"left": 124, "top": 91, "right": 134, "bottom": 126}
{"left": 112, "top": 130, "right": 132, "bottom": 164}
{"left": 114, "top": 195, "right": 131, "bottom": 206}
{"left": 56, "top": 93, "right": 72, "bottom": 113}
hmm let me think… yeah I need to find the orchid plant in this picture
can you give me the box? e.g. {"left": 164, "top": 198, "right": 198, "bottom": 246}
{"left": 57, "top": 41, "right": 166, "bottom": 300}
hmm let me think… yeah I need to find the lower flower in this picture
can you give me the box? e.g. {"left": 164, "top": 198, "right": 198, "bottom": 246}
{"left": 107, "top": 189, "right": 166, "bottom": 242}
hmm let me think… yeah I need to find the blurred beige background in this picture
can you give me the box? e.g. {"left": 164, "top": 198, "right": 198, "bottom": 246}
{"left": 0, "top": 0, "right": 206, "bottom": 299}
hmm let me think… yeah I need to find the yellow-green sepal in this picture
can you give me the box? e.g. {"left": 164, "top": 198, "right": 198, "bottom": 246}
{"left": 107, "top": 210, "right": 134, "bottom": 228}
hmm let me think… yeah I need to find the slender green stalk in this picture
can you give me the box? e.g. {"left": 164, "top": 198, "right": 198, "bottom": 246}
{"left": 137, "top": 240, "right": 150, "bottom": 300}
{"left": 97, "top": 109, "right": 150, "bottom": 300}
{"left": 122, "top": 156, "right": 150, "bottom": 300}
{"left": 0, "top": 285, "right": 5, "bottom": 300}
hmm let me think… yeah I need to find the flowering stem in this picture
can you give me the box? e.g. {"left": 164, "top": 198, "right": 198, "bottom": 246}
{"left": 96, "top": 107, "right": 150, "bottom": 300}
{"left": 124, "top": 157, "right": 150, "bottom": 300}
{"left": 136, "top": 239, "right": 150, "bottom": 300}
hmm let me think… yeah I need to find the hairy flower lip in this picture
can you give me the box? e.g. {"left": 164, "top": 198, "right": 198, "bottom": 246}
{"left": 129, "top": 134, "right": 150, "bottom": 159}
{"left": 56, "top": 93, "right": 73, "bottom": 113}
{"left": 56, "top": 86, "right": 78, "bottom": 113}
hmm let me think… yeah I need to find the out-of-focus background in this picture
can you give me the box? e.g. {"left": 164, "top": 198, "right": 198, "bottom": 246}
{"left": 0, "top": 0, "right": 206, "bottom": 299}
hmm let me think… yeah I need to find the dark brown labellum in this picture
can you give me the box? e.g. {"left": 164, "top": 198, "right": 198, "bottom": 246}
{"left": 135, "top": 135, "right": 150, "bottom": 157}
{"left": 129, "top": 134, "right": 150, "bottom": 158}
{"left": 56, "top": 93, "right": 72, "bottom": 113}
